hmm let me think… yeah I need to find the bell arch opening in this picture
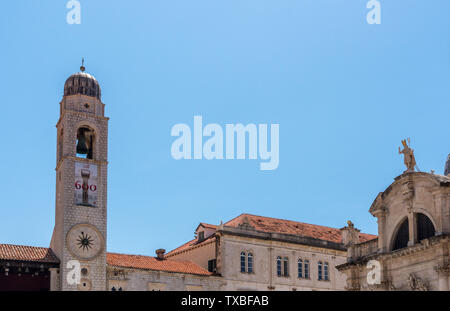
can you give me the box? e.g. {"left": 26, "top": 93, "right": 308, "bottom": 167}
{"left": 392, "top": 218, "right": 409, "bottom": 251}
{"left": 76, "top": 127, "right": 95, "bottom": 159}
{"left": 416, "top": 213, "right": 435, "bottom": 242}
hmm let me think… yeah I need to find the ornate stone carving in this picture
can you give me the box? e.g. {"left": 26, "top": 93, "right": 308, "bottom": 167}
{"left": 369, "top": 193, "right": 387, "bottom": 216}
{"left": 408, "top": 273, "right": 428, "bottom": 291}
{"left": 434, "top": 263, "right": 450, "bottom": 275}
{"left": 237, "top": 216, "right": 255, "bottom": 231}
{"left": 401, "top": 179, "right": 415, "bottom": 205}
{"left": 387, "top": 281, "right": 397, "bottom": 291}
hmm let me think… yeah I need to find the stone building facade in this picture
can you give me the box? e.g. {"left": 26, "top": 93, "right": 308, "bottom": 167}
{"left": 0, "top": 66, "right": 376, "bottom": 291}
{"left": 166, "top": 214, "right": 375, "bottom": 291}
{"left": 0, "top": 66, "right": 223, "bottom": 291}
{"left": 1, "top": 66, "right": 448, "bottom": 291}
{"left": 49, "top": 69, "right": 110, "bottom": 291}
{"left": 337, "top": 169, "right": 450, "bottom": 291}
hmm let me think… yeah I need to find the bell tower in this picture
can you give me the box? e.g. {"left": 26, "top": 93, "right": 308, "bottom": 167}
{"left": 50, "top": 63, "right": 109, "bottom": 291}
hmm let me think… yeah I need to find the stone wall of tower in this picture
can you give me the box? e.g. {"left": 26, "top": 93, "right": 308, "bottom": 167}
{"left": 51, "top": 87, "right": 109, "bottom": 291}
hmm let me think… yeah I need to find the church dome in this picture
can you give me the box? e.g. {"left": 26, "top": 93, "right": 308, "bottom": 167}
{"left": 64, "top": 65, "right": 101, "bottom": 99}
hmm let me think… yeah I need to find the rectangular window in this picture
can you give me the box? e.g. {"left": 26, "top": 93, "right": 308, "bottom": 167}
{"left": 241, "top": 252, "right": 246, "bottom": 273}
{"left": 247, "top": 253, "right": 253, "bottom": 273}
{"left": 318, "top": 262, "right": 323, "bottom": 281}
{"left": 324, "top": 262, "right": 329, "bottom": 281}
{"left": 277, "top": 257, "right": 282, "bottom": 276}
{"left": 208, "top": 259, "right": 216, "bottom": 273}
{"left": 304, "top": 260, "right": 310, "bottom": 279}
{"left": 198, "top": 231, "right": 205, "bottom": 241}
{"left": 298, "top": 260, "right": 303, "bottom": 278}
{"left": 283, "top": 257, "right": 289, "bottom": 277}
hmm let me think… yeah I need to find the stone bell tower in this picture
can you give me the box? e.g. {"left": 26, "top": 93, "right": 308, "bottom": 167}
{"left": 50, "top": 62, "right": 109, "bottom": 291}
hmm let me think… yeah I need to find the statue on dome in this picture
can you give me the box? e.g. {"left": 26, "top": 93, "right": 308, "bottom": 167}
{"left": 399, "top": 138, "right": 416, "bottom": 172}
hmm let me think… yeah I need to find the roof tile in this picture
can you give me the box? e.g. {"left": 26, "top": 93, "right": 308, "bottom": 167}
{"left": 167, "top": 214, "right": 377, "bottom": 256}
{"left": 226, "top": 214, "right": 376, "bottom": 243}
{"left": 106, "top": 252, "right": 212, "bottom": 276}
{"left": 0, "top": 244, "right": 59, "bottom": 263}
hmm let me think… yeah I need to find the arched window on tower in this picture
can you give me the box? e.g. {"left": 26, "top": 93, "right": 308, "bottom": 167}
{"left": 76, "top": 127, "right": 95, "bottom": 159}
{"left": 416, "top": 213, "right": 435, "bottom": 242}
{"left": 392, "top": 218, "right": 409, "bottom": 251}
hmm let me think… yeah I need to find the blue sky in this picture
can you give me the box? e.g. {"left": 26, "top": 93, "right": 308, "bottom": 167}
{"left": 0, "top": 1, "right": 449, "bottom": 256}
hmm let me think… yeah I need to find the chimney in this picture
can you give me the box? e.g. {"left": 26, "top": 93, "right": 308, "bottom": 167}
{"left": 155, "top": 249, "right": 166, "bottom": 260}
{"left": 445, "top": 154, "right": 450, "bottom": 176}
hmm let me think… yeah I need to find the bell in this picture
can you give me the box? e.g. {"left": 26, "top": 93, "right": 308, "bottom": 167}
{"left": 76, "top": 133, "right": 88, "bottom": 155}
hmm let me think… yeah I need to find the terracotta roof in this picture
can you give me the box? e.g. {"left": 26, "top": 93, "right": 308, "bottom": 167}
{"left": 0, "top": 244, "right": 211, "bottom": 276}
{"left": 165, "top": 235, "right": 216, "bottom": 257}
{"left": 225, "top": 214, "right": 377, "bottom": 244}
{"left": 106, "top": 252, "right": 212, "bottom": 276}
{"left": 168, "top": 214, "right": 377, "bottom": 256}
{"left": 0, "top": 244, "right": 59, "bottom": 264}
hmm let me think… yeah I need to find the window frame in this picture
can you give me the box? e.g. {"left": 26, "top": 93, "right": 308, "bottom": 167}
{"left": 304, "top": 259, "right": 310, "bottom": 279}
{"left": 240, "top": 251, "right": 246, "bottom": 273}
{"left": 297, "top": 258, "right": 303, "bottom": 278}
{"left": 198, "top": 231, "right": 205, "bottom": 241}
{"left": 208, "top": 259, "right": 217, "bottom": 273}
{"left": 247, "top": 253, "right": 253, "bottom": 274}
{"left": 283, "top": 257, "right": 289, "bottom": 277}
{"left": 318, "top": 261, "right": 323, "bottom": 281}
{"left": 324, "top": 262, "right": 329, "bottom": 281}
{"left": 276, "top": 256, "right": 282, "bottom": 277}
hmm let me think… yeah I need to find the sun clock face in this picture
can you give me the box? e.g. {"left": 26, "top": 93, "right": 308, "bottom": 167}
{"left": 66, "top": 224, "right": 104, "bottom": 260}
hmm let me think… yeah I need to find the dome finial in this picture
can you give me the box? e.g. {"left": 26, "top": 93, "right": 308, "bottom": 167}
{"left": 80, "top": 58, "right": 85, "bottom": 72}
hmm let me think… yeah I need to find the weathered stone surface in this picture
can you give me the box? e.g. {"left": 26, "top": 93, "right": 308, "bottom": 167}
{"left": 338, "top": 172, "right": 450, "bottom": 291}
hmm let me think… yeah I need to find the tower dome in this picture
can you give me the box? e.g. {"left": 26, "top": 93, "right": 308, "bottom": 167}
{"left": 63, "top": 64, "right": 101, "bottom": 100}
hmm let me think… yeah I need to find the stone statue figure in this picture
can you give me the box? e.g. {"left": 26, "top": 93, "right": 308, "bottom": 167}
{"left": 408, "top": 273, "right": 427, "bottom": 291}
{"left": 399, "top": 139, "right": 416, "bottom": 172}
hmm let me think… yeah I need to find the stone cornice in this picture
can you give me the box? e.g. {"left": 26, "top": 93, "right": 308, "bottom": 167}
{"left": 337, "top": 234, "right": 450, "bottom": 270}
{"left": 0, "top": 259, "right": 59, "bottom": 269}
{"left": 106, "top": 264, "right": 221, "bottom": 279}
{"left": 56, "top": 110, "right": 109, "bottom": 127}
{"left": 369, "top": 172, "right": 450, "bottom": 218}
{"left": 55, "top": 156, "right": 108, "bottom": 171}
